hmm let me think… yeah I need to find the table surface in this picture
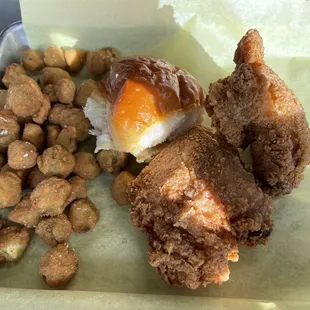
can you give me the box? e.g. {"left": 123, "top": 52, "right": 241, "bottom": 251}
{"left": 0, "top": 0, "right": 21, "bottom": 33}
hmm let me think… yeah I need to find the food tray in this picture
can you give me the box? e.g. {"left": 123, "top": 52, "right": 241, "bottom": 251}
{"left": 0, "top": 21, "right": 310, "bottom": 310}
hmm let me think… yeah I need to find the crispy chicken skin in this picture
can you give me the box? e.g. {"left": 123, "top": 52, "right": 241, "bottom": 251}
{"left": 129, "top": 126, "right": 273, "bottom": 289}
{"left": 205, "top": 29, "right": 310, "bottom": 196}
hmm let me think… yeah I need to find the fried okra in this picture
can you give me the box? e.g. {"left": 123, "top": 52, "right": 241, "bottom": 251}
{"left": 0, "top": 172, "right": 22, "bottom": 208}
{"left": 55, "top": 78, "right": 76, "bottom": 104}
{"left": 67, "top": 176, "right": 87, "bottom": 203}
{"left": 99, "top": 47, "right": 120, "bottom": 70}
{"left": 86, "top": 51, "right": 106, "bottom": 75}
{"left": 73, "top": 152, "right": 101, "bottom": 180}
{"left": 43, "top": 67, "right": 71, "bottom": 85}
{"left": 6, "top": 79, "right": 44, "bottom": 118}
{"left": 48, "top": 104, "right": 90, "bottom": 141}
{"left": 8, "top": 195, "right": 40, "bottom": 228}
{"left": 26, "top": 166, "right": 46, "bottom": 189}
{"left": 69, "top": 199, "right": 99, "bottom": 233}
{"left": 0, "top": 110, "right": 20, "bottom": 150}
{"left": 86, "top": 48, "right": 119, "bottom": 75}
{"left": 37, "top": 145, "right": 75, "bottom": 178}
{"left": 22, "top": 123, "right": 45, "bottom": 151}
{"left": 35, "top": 214, "right": 72, "bottom": 246}
{"left": 44, "top": 46, "right": 66, "bottom": 69}
{"left": 32, "top": 94, "right": 51, "bottom": 124}
{"left": 0, "top": 217, "right": 4, "bottom": 230}
{"left": 42, "top": 84, "right": 57, "bottom": 102}
{"left": 74, "top": 79, "right": 98, "bottom": 107}
{"left": 64, "top": 49, "right": 87, "bottom": 74}
{"left": 21, "top": 49, "right": 44, "bottom": 71}
{"left": 0, "top": 90, "right": 7, "bottom": 110}
{"left": 1, "top": 163, "right": 27, "bottom": 179}
{"left": 55, "top": 126, "right": 77, "bottom": 153}
{"left": 46, "top": 124, "right": 61, "bottom": 147}
{"left": 0, "top": 226, "right": 30, "bottom": 263}
{"left": 8, "top": 140, "right": 38, "bottom": 170}
{"left": 2, "top": 63, "right": 26, "bottom": 88}
{"left": 110, "top": 171, "right": 135, "bottom": 206}
{"left": 0, "top": 153, "right": 5, "bottom": 170}
{"left": 30, "top": 177, "right": 72, "bottom": 216}
{"left": 96, "top": 150, "right": 128, "bottom": 174}
{"left": 39, "top": 244, "right": 78, "bottom": 288}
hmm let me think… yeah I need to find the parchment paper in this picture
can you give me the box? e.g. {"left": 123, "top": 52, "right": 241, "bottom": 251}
{"left": 1, "top": 0, "right": 310, "bottom": 308}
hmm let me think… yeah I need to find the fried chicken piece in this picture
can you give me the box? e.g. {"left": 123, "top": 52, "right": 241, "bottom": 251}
{"left": 205, "top": 29, "right": 310, "bottom": 196}
{"left": 129, "top": 126, "right": 273, "bottom": 289}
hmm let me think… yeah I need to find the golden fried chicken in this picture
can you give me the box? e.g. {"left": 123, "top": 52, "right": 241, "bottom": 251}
{"left": 129, "top": 126, "right": 273, "bottom": 289}
{"left": 205, "top": 29, "right": 310, "bottom": 196}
